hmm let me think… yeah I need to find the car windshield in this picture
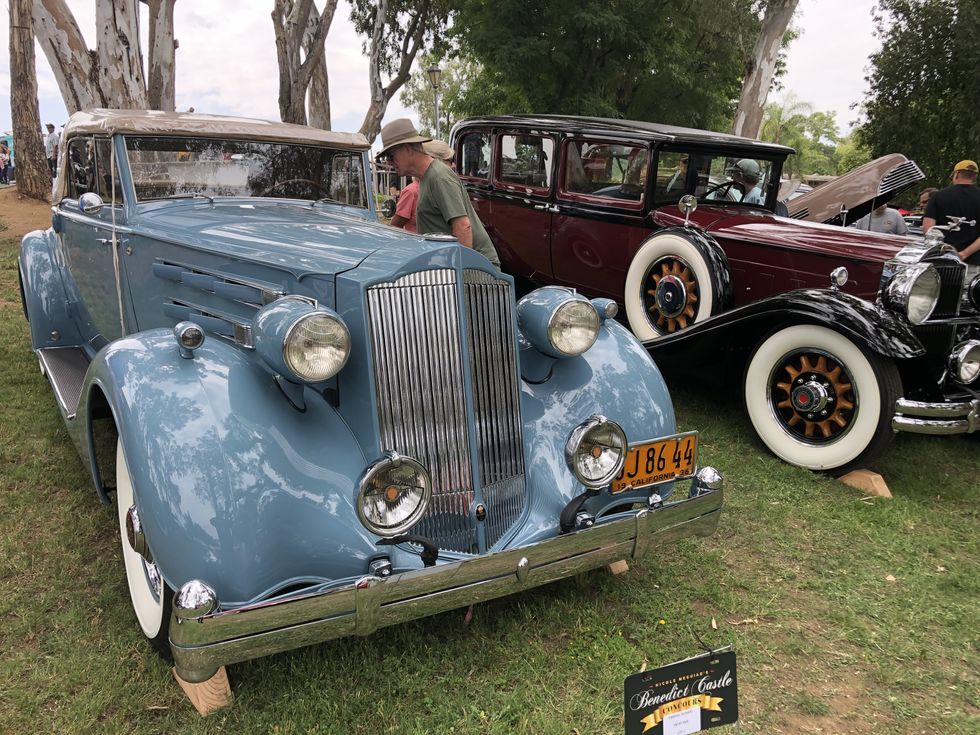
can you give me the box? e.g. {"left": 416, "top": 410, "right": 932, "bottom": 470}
{"left": 124, "top": 136, "right": 368, "bottom": 207}
{"left": 655, "top": 150, "right": 779, "bottom": 208}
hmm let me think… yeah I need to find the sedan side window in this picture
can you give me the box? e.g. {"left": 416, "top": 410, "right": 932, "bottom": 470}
{"left": 94, "top": 139, "right": 124, "bottom": 203}
{"left": 498, "top": 134, "right": 553, "bottom": 190}
{"left": 66, "top": 137, "right": 96, "bottom": 200}
{"left": 459, "top": 132, "right": 490, "bottom": 180}
{"left": 562, "top": 140, "right": 647, "bottom": 203}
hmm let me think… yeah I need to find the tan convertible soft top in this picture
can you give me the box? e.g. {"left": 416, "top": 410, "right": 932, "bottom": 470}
{"left": 55, "top": 109, "right": 369, "bottom": 201}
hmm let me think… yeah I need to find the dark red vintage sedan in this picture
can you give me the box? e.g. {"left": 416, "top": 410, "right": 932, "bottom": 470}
{"left": 451, "top": 115, "right": 980, "bottom": 475}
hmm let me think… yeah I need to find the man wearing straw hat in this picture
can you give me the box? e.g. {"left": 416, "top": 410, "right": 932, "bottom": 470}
{"left": 378, "top": 119, "right": 500, "bottom": 267}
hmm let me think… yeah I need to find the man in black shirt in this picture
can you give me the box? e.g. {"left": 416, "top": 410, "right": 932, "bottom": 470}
{"left": 923, "top": 160, "right": 980, "bottom": 271}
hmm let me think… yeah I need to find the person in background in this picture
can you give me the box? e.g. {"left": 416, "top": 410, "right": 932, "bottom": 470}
{"left": 379, "top": 119, "right": 500, "bottom": 267}
{"left": 0, "top": 142, "right": 10, "bottom": 184}
{"left": 730, "top": 159, "right": 764, "bottom": 204}
{"left": 917, "top": 187, "right": 938, "bottom": 212}
{"left": 390, "top": 140, "right": 455, "bottom": 232}
{"left": 44, "top": 123, "right": 59, "bottom": 176}
{"left": 923, "top": 160, "right": 980, "bottom": 275}
{"left": 850, "top": 203, "right": 908, "bottom": 235}
{"left": 390, "top": 175, "right": 417, "bottom": 231}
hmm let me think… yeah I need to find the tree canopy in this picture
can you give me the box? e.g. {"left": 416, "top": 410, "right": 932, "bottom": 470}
{"left": 448, "top": 0, "right": 766, "bottom": 131}
{"left": 858, "top": 0, "right": 980, "bottom": 187}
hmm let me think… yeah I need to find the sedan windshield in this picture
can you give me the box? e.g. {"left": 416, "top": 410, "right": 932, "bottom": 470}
{"left": 125, "top": 136, "right": 368, "bottom": 207}
{"left": 655, "top": 150, "right": 780, "bottom": 208}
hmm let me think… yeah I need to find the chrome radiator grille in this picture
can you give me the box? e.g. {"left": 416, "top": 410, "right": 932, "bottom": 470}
{"left": 929, "top": 259, "right": 966, "bottom": 319}
{"left": 366, "top": 268, "right": 526, "bottom": 553}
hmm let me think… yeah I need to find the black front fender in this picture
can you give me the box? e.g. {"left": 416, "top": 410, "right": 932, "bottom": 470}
{"left": 644, "top": 288, "right": 924, "bottom": 360}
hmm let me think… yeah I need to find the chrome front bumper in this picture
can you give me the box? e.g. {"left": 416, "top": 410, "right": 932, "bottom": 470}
{"left": 169, "top": 487, "right": 723, "bottom": 682}
{"left": 892, "top": 397, "right": 980, "bottom": 434}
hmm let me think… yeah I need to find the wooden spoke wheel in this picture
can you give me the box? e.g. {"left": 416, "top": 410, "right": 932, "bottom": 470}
{"left": 770, "top": 350, "right": 856, "bottom": 443}
{"left": 625, "top": 232, "right": 716, "bottom": 341}
{"left": 643, "top": 256, "right": 700, "bottom": 333}
{"left": 744, "top": 324, "right": 902, "bottom": 475}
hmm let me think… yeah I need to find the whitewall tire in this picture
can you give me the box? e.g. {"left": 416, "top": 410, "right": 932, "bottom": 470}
{"left": 625, "top": 232, "right": 715, "bottom": 341}
{"left": 743, "top": 324, "right": 901, "bottom": 474}
{"left": 116, "top": 439, "right": 172, "bottom": 649}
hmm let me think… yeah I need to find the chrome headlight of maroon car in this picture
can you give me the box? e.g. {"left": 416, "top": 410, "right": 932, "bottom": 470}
{"left": 518, "top": 287, "right": 600, "bottom": 358}
{"left": 949, "top": 340, "right": 980, "bottom": 384}
{"left": 253, "top": 298, "right": 351, "bottom": 382}
{"left": 968, "top": 274, "right": 980, "bottom": 311}
{"left": 565, "top": 415, "right": 628, "bottom": 489}
{"left": 883, "top": 263, "right": 940, "bottom": 325}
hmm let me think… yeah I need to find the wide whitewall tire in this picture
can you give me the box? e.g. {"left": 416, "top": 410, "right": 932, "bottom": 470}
{"left": 743, "top": 324, "right": 901, "bottom": 474}
{"left": 116, "top": 439, "right": 172, "bottom": 650}
{"left": 624, "top": 232, "right": 715, "bottom": 341}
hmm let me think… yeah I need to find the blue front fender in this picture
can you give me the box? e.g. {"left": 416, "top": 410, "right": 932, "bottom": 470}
{"left": 84, "top": 330, "right": 374, "bottom": 606}
{"left": 513, "top": 319, "right": 677, "bottom": 546}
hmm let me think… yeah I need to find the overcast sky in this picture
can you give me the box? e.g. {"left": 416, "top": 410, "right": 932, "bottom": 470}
{"left": 1, "top": 0, "right": 880, "bottom": 140}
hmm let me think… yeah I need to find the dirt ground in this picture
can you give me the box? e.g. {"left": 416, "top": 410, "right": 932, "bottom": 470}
{"left": 0, "top": 185, "right": 54, "bottom": 235}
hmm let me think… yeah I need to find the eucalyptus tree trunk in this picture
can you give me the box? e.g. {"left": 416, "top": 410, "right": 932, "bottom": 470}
{"left": 358, "top": 0, "right": 430, "bottom": 143}
{"left": 33, "top": 0, "right": 104, "bottom": 113}
{"left": 147, "top": 0, "right": 177, "bottom": 110}
{"left": 34, "top": 0, "right": 176, "bottom": 114}
{"left": 272, "top": 0, "right": 335, "bottom": 125}
{"left": 10, "top": 0, "right": 53, "bottom": 200}
{"left": 95, "top": 0, "right": 148, "bottom": 108}
{"left": 305, "top": 1, "right": 334, "bottom": 129}
{"left": 732, "top": 0, "right": 799, "bottom": 139}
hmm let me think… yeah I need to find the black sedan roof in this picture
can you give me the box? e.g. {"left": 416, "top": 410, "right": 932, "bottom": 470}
{"left": 452, "top": 115, "right": 795, "bottom": 157}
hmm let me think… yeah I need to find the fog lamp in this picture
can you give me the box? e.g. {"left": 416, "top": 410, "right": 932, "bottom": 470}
{"left": 356, "top": 452, "right": 432, "bottom": 537}
{"left": 565, "top": 415, "right": 627, "bottom": 489}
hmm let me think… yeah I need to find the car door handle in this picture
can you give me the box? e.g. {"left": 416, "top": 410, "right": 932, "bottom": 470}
{"left": 533, "top": 204, "right": 559, "bottom": 213}
{"left": 95, "top": 238, "right": 112, "bottom": 246}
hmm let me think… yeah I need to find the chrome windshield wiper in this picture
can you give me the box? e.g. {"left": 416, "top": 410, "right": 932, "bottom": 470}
{"left": 164, "top": 192, "right": 215, "bottom": 206}
{"left": 311, "top": 196, "right": 343, "bottom": 208}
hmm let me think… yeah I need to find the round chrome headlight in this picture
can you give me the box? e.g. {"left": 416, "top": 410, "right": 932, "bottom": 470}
{"left": 950, "top": 340, "right": 980, "bottom": 384}
{"left": 968, "top": 274, "right": 980, "bottom": 311}
{"left": 253, "top": 298, "right": 351, "bottom": 383}
{"left": 884, "top": 264, "right": 940, "bottom": 325}
{"left": 565, "top": 415, "right": 628, "bottom": 489}
{"left": 283, "top": 312, "right": 350, "bottom": 381}
{"left": 549, "top": 299, "right": 600, "bottom": 356}
{"left": 356, "top": 452, "right": 432, "bottom": 537}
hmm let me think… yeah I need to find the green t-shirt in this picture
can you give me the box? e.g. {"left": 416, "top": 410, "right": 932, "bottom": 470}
{"left": 416, "top": 160, "right": 500, "bottom": 267}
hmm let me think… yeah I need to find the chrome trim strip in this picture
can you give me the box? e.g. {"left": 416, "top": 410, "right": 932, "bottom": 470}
{"left": 169, "top": 489, "right": 722, "bottom": 682}
{"left": 156, "top": 258, "right": 288, "bottom": 305}
{"left": 56, "top": 208, "right": 131, "bottom": 232}
{"left": 168, "top": 298, "right": 255, "bottom": 348}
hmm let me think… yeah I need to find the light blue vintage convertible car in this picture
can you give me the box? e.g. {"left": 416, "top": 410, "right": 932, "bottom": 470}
{"left": 18, "top": 110, "right": 723, "bottom": 684}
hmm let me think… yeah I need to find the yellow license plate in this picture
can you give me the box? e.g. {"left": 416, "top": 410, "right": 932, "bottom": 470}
{"left": 609, "top": 432, "right": 698, "bottom": 494}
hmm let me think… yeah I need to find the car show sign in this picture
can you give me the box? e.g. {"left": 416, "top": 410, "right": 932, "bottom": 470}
{"left": 624, "top": 649, "right": 738, "bottom": 735}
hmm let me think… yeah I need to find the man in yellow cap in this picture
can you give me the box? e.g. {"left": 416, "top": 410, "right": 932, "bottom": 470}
{"left": 923, "top": 160, "right": 980, "bottom": 272}
{"left": 378, "top": 118, "right": 499, "bottom": 267}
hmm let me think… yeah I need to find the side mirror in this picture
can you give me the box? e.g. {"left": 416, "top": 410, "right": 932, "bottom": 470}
{"left": 78, "top": 192, "right": 104, "bottom": 215}
{"left": 380, "top": 198, "right": 396, "bottom": 219}
{"left": 679, "top": 194, "right": 698, "bottom": 226}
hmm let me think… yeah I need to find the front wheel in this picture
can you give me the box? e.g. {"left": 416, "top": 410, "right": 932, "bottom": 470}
{"left": 624, "top": 232, "right": 716, "bottom": 341}
{"left": 116, "top": 440, "right": 173, "bottom": 656}
{"left": 743, "top": 324, "right": 901, "bottom": 475}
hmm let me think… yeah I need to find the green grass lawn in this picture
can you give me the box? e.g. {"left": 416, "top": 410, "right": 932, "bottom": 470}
{"left": 0, "top": 231, "right": 977, "bottom": 734}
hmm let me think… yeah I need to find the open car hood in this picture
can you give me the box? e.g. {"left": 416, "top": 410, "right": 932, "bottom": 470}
{"left": 784, "top": 154, "right": 925, "bottom": 225}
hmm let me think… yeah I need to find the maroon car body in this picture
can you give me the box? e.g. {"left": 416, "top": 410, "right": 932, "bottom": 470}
{"left": 452, "top": 115, "right": 980, "bottom": 476}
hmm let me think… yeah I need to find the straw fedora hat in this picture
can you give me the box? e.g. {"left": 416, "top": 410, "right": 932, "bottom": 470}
{"left": 378, "top": 118, "right": 431, "bottom": 156}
